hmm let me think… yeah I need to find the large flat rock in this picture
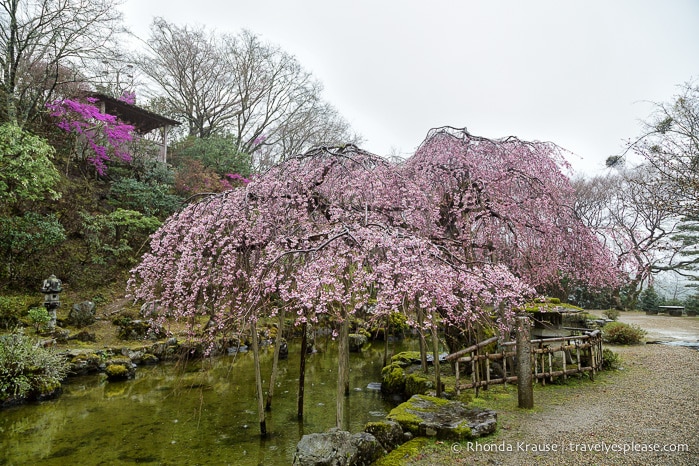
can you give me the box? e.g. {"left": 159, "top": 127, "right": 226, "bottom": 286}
{"left": 293, "top": 428, "right": 384, "bottom": 466}
{"left": 386, "top": 394, "right": 496, "bottom": 440}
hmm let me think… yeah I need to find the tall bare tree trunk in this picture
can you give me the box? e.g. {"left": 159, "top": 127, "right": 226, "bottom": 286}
{"left": 265, "top": 308, "right": 285, "bottom": 411}
{"left": 297, "top": 321, "right": 307, "bottom": 420}
{"left": 250, "top": 320, "right": 267, "bottom": 436}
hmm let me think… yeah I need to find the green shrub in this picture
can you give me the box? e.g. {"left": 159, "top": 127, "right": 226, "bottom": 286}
{"left": 28, "top": 307, "right": 51, "bottom": 333}
{"left": 0, "top": 330, "right": 70, "bottom": 404}
{"left": 684, "top": 294, "right": 699, "bottom": 313}
{"left": 638, "top": 286, "right": 660, "bottom": 312}
{"left": 602, "top": 322, "right": 646, "bottom": 345}
{"left": 80, "top": 208, "right": 161, "bottom": 268}
{"left": 388, "top": 312, "right": 410, "bottom": 335}
{"left": 0, "top": 295, "right": 40, "bottom": 329}
{"left": 603, "top": 308, "right": 620, "bottom": 321}
{"left": 602, "top": 348, "right": 621, "bottom": 369}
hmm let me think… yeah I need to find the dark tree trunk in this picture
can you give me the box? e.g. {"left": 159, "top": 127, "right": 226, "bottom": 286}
{"left": 265, "top": 308, "right": 285, "bottom": 411}
{"left": 336, "top": 316, "right": 350, "bottom": 429}
{"left": 417, "top": 305, "right": 428, "bottom": 373}
{"left": 431, "top": 324, "right": 442, "bottom": 397}
{"left": 250, "top": 320, "right": 267, "bottom": 437}
{"left": 297, "top": 321, "right": 307, "bottom": 420}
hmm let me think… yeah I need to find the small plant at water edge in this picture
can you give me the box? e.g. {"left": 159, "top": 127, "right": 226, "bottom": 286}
{"left": 602, "top": 321, "right": 646, "bottom": 345}
{"left": 0, "top": 330, "right": 70, "bottom": 406}
{"left": 603, "top": 308, "right": 620, "bottom": 321}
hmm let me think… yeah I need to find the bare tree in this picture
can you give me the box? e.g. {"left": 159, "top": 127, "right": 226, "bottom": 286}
{"left": 619, "top": 80, "right": 699, "bottom": 289}
{"left": 574, "top": 166, "right": 693, "bottom": 307}
{"left": 0, "top": 0, "right": 124, "bottom": 126}
{"left": 225, "top": 30, "right": 358, "bottom": 159}
{"left": 259, "top": 98, "right": 361, "bottom": 171}
{"left": 138, "top": 20, "right": 359, "bottom": 166}
{"left": 137, "top": 19, "right": 241, "bottom": 138}
{"left": 626, "top": 80, "right": 699, "bottom": 217}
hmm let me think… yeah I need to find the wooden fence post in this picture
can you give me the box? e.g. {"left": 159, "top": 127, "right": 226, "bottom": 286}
{"left": 516, "top": 315, "right": 534, "bottom": 409}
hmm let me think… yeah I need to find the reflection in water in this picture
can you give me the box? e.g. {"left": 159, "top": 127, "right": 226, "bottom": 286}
{"left": 0, "top": 339, "right": 418, "bottom": 465}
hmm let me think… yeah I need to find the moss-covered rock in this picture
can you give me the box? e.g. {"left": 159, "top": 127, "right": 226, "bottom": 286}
{"left": 348, "top": 333, "right": 368, "bottom": 352}
{"left": 364, "top": 420, "right": 404, "bottom": 452}
{"left": 373, "top": 438, "right": 430, "bottom": 466}
{"left": 117, "top": 319, "right": 151, "bottom": 340}
{"left": 380, "top": 363, "right": 406, "bottom": 394}
{"left": 33, "top": 380, "right": 63, "bottom": 402}
{"left": 405, "top": 373, "right": 434, "bottom": 397}
{"left": 386, "top": 394, "right": 496, "bottom": 440}
{"left": 105, "top": 364, "right": 128, "bottom": 378}
{"left": 390, "top": 351, "right": 422, "bottom": 368}
{"left": 293, "top": 428, "right": 384, "bottom": 465}
{"left": 140, "top": 353, "right": 159, "bottom": 365}
{"left": 104, "top": 357, "right": 135, "bottom": 381}
{"left": 68, "top": 351, "right": 104, "bottom": 375}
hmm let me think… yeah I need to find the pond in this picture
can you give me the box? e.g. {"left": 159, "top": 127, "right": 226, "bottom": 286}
{"left": 0, "top": 338, "right": 419, "bottom": 465}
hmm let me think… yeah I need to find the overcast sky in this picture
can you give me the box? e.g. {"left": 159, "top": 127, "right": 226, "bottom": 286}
{"left": 119, "top": 0, "right": 699, "bottom": 176}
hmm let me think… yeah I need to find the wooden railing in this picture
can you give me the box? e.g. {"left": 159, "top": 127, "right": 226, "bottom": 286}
{"left": 446, "top": 330, "right": 603, "bottom": 396}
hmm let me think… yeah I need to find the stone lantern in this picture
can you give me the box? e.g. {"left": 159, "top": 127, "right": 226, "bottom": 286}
{"left": 41, "top": 274, "right": 62, "bottom": 331}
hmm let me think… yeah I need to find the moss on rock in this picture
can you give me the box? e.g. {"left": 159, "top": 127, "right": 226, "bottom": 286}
{"left": 387, "top": 394, "right": 496, "bottom": 440}
{"left": 381, "top": 363, "right": 406, "bottom": 394}
{"left": 364, "top": 420, "right": 404, "bottom": 452}
{"left": 373, "top": 438, "right": 430, "bottom": 466}
{"left": 405, "top": 372, "right": 434, "bottom": 397}
{"left": 104, "top": 357, "right": 135, "bottom": 381}
{"left": 390, "top": 351, "right": 422, "bottom": 368}
{"left": 105, "top": 364, "right": 129, "bottom": 379}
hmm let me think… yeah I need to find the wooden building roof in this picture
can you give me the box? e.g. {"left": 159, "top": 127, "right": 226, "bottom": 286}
{"left": 89, "top": 93, "right": 180, "bottom": 134}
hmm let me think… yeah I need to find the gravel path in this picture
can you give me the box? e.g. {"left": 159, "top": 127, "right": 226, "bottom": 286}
{"left": 419, "top": 312, "right": 699, "bottom": 466}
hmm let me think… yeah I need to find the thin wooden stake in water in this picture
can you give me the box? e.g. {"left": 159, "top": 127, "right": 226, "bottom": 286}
{"left": 250, "top": 320, "right": 267, "bottom": 436}
{"left": 266, "top": 308, "right": 285, "bottom": 411}
{"left": 341, "top": 317, "right": 350, "bottom": 397}
{"left": 383, "top": 314, "right": 390, "bottom": 368}
{"left": 336, "top": 317, "right": 350, "bottom": 429}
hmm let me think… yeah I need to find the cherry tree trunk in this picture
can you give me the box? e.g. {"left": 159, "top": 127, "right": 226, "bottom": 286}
{"left": 336, "top": 316, "right": 350, "bottom": 429}
{"left": 431, "top": 324, "right": 442, "bottom": 397}
{"left": 250, "top": 320, "right": 267, "bottom": 436}
{"left": 265, "top": 308, "right": 285, "bottom": 411}
{"left": 382, "top": 314, "right": 390, "bottom": 368}
{"left": 297, "top": 321, "right": 307, "bottom": 420}
{"left": 416, "top": 305, "right": 428, "bottom": 373}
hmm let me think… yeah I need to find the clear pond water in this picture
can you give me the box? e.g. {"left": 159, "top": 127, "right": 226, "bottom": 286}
{"left": 0, "top": 339, "right": 418, "bottom": 465}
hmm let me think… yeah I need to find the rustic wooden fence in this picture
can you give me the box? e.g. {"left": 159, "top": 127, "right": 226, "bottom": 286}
{"left": 445, "top": 330, "right": 603, "bottom": 396}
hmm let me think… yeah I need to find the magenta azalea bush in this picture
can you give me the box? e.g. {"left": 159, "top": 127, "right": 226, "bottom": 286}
{"left": 47, "top": 98, "right": 135, "bottom": 175}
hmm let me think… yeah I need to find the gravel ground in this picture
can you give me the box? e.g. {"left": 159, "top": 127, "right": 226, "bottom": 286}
{"left": 415, "top": 312, "right": 699, "bottom": 466}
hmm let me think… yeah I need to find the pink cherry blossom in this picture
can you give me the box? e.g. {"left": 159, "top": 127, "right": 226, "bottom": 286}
{"left": 129, "top": 130, "right": 620, "bottom": 348}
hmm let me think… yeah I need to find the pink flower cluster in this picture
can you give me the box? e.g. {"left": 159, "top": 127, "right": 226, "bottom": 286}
{"left": 47, "top": 98, "right": 135, "bottom": 175}
{"left": 118, "top": 91, "right": 136, "bottom": 105}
